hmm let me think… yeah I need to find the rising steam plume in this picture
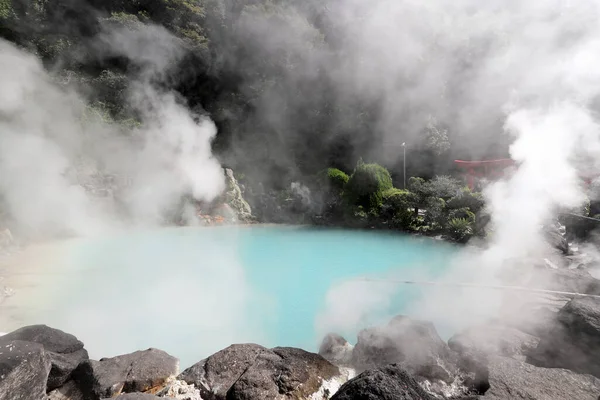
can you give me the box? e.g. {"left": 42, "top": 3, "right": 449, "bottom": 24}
{"left": 0, "top": 23, "right": 224, "bottom": 241}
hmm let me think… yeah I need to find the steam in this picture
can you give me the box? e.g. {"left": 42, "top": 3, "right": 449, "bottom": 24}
{"left": 312, "top": 0, "right": 600, "bottom": 338}
{"left": 0, "top": 23, "right": 224, "bottom": 239}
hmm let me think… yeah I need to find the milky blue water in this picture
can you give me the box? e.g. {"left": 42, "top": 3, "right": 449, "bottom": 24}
{"left": 9, "top": 226, "right": 461, "bottom": 367}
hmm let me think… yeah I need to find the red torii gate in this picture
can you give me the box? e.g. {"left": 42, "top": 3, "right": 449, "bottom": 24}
{"left": 454, "top": 159, "right": 516, "bottom": 190}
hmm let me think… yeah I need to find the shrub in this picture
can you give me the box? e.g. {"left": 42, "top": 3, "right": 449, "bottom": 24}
{"left": 448, "top": 207, "right": 476, "bottom": 223}
{"left": 447, "top": 217, "right": 474, "bottom": 243}
{"left": 427, "top": 175, "right": 463, "bottom": 200}
{"left": 345, "top": 162, "right": 393, "bottom": 211}
{"left": 381, "top": 188, "right": 417, "bottom": 227}
{"left": 423, "top": 197, "right": 446, "bottom": 229}
{"left": 446, "top": 188, "right": 485, "bottom": 213}
{"left": 318, "top": 168, "right": 349, "bottom": 192}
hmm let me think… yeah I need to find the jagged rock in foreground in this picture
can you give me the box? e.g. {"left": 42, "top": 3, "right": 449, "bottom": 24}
{"left": 178, "top": 344, "right": 340, "bottom": 400}
{"left": 352, "top": 315, "right": 458, "bottom": 384}
{"left": 72, "top": 348, "right": 179, "bottom": 399}
{"left": 0, "top": 324, "right": 88, "bottom": 391}
{"left": 331, "top": 364, "right": 436, "bottom": 400}
{"left": 0, "top": 340, "right": 51, "bottom": 400}
{"left": 528, "top": 297, "right": 600, "bottom": 378}
{"left": 319, "top": 333, "right": 354, "bottom": 366}
{"left": 482, "top": 355, "right": 600, "bottom": 400}
{"left": 448, "top": 324, "right": 539, "bottom": 361}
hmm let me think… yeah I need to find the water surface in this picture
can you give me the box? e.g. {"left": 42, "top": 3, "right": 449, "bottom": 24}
{"left": 1, "top": 226, "right": 462, "bottom": 367}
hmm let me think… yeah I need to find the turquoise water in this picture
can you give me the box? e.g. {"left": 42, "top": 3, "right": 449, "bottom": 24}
{"left": 12, "top": 226, "right": 461, "bottom": 367}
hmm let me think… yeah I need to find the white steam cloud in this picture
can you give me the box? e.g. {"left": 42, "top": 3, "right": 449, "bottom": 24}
{"left": 0, "top": 23, "right": 224, "bottom": 240}
{"left": 316, "top": 0, "right": 600, "bottom": 338}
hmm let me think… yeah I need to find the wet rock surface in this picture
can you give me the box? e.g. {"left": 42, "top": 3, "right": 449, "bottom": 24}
{"left": 330, "top": 364, "right": 436, "bottom": 400}
{"left": 448, "top": 324, "right": 540, "bottom": 360}
{"left": 72, "top": 348, "right": 179, "bottom": 399}
{"left": 180, "top": 344, "right": 340, "bottom": 400}
{"left": 528, "top": 297, "right": 600, "bottom": 378}
{"left": 0, "top": 340, "right": 51, "bottom": 400}
{"left": 0, "top": 324, "right": 88, "bottom": 391}
{"left": 319, "top": 333, "right": 354, "bottom": 366}
{"left": 483, "top": 355, "right": 600, "bottom": 400}
{"left": 352, "top": 315, "right": 458, "bottom": 383}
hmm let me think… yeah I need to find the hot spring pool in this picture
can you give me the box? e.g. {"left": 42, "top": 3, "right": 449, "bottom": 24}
{"left": 1, "top": 225, "right": 469, "bottom": 368}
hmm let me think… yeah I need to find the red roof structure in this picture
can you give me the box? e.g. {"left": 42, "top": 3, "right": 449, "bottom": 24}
{"left": 454, "top": 159, "right": 516, "bottom": 190}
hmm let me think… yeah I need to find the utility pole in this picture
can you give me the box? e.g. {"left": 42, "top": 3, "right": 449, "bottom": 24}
{"left": 402, "top": 142, "right": 406, "bottom": 189}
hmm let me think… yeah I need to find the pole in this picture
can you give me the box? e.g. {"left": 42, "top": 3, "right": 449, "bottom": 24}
{"left": 402, "top": 143, "right": 406, "bottom": 189}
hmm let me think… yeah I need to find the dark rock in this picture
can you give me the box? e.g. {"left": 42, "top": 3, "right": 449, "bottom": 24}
{"left": 0, "top": 340, "right": 51, "bottom": 400}
{"left": 0, "top": 325, "right": 88, "bottom": 391}
{"left": 448, "top": 324, "right": 539, "bottom": 360}
{"left": 48, "top": 380, "right": 85, "bottom": 400}
{"left": 318, "top": 333, "right": 353, "bottom": 366}
{"left": 352, "top": 315, "right": 457, "bottom": 383}
{"left": 180, "top": 344, "right": 339, "bottom": 400}
{"left": 72, "top": 348, "right": 178, "bottom": 399}
{"left": 330, "top": 364, "right": 436, "bottom": 400}
{"left": 178, "top": 343, "right": 267, "bottom": 399}
{"left": 482, "top": 356, "right": 600, "bottom": 399}
{"left": 226, "top": 347, "right": 340, "bottom": 400}
{"left": 544, "top": 221, "right": 569, "bottom": 254}
{"left": 101, "top": 394, "right": 161, "bottom": 400}
{"left": 528, "top": 297, "right": 600, "bottom": 378}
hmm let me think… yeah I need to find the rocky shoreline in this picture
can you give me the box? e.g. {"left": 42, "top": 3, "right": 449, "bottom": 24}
{"left": 2, "top": 290, "right": 600, "bottom": 400}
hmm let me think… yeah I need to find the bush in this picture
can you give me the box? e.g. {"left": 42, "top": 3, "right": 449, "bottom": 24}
{"left": 381, "top": 188, "right": 417, "bottom": 227}
{"left": 446, "top": 188, "right": 485, "bottom": 213}
{"left": 423, "top": 197, "right": 446, "bottom": 229}
{"left": 318, "top": 168, "right": 349, "bottom": 192}
{"left": 345, "top": 162, "right": 393, "bottom": 211}
{"left": 447, "top": 217, "right": 474, "bottom": 243}
{"left": 448, "top": 207, "right": 476, "bottom": 223}
{"left": 427, "top": 175, "right": 463, "bottom": 200}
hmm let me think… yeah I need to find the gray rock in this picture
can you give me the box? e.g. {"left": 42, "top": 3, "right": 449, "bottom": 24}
{"left": 330, "top": 364, "right": 436, "bottom": 400}
{"left": 227, "top": 347, "right": 340, "bottom": 400}
{"left": 180, "top": 343, "right": 339, "bottom": 400}
{"left": 0, "top": 325, "right": 88, "bottom": 391}
{"left": 448, "top": 324, "right": 539, "bottom": 360}
{"left": 179, "top": 343, "right": 267, "bottom": 399}
{"left": 224, "top": 169, "right": 253, "bottom": 223}
{"left": 73, "top": 348, "right": 178, "bottom": 399}
{"left": 352, "top": 315, "right": 458, "bottom": 383}
{"left": 48, "top": 380, "right": 85, "bottom": 400}
{"left": 318, "top": 333, "right": 354, "bottom": 366}
{"left": 101, "top": 394, "right": 161, "bottom": 400}
{"left": 0, "top": 340, "right": 52, "bottom": 400}
{"left": 482, "top": 356, "right": 600, "bottom": 400}
{"left": 528, "top": 297, "right": 600, "bottom": 378}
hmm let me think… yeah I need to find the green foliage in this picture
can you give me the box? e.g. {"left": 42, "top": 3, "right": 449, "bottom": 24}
{"left": 448, "top": 207, "right": 476, "bottom": 223}
{"left": 446, "top": 188, "right": 485, "bottom": 213}
{"left": 318, "top": 168, "right": 349, "bottom": 192}
{"left": 427, "top": 175, "right": 463, "bottom": 200}
{"left": 447, "top": 217, "right": 474, "bottom": 243}
{"left": 0, "top": 0, "right": 14, "bottom": 20}
{"left": 423, "top": 197, "right": 446, "bottom": 229}
{"left": 381, "top": 188, "right": 417, "bottom": 228}
{"left": 345, "top": 162, "right": 393, "bottom": 211}
{"left": 425, "top": 116, "right": 451, "bottom": 156}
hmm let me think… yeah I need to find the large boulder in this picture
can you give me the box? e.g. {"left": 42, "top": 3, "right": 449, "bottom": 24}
{"left": 0, "top": 325, "right": 88, "bottom": 391}
{"left": 0, "top": 340, "right": 52, "bottom": 400}
{"left": 72, "top": 348, "right": 178, "bottom": 399}
{"left": 351, "top": 315, "right": 458, "bottom": 383}
{"left": 178, "top": 343, "right": 267, "bottom": 399}
{"left": 528, "top": 297, "right": 600, "bottom": 377}
{"left": 330, "top": 364, "right": 436, "bottom": 400}
{"left": 448, "top": 324, "right": 539, "bottom": 360}
{"left": 179, "top": 344, "right": 340, "bottom": 400}
{"left": 318, "top": 333, "right": 354, "bottom": 366}
{"left": 482, "top": 356, "right": 600, "bottom": 399}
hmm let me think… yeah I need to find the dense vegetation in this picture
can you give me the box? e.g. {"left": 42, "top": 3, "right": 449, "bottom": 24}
{"left": 0, "top": 0, "right": 511, "bottom": 193}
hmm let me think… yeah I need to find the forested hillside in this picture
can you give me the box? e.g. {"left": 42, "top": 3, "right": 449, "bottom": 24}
{"left": 0, "top": 0, "right": 510, "bottom": 190}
